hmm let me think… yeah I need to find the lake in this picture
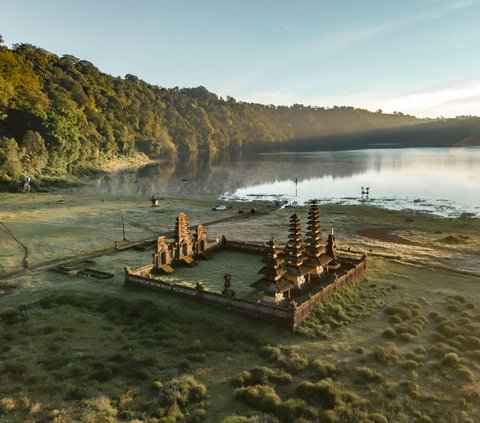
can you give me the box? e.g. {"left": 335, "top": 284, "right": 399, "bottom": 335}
{"left": 79, "top": 147, "right": 480, "bottom": 217}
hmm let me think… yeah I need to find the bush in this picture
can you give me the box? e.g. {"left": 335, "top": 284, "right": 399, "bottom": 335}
{"left": 370, "top": 344, "right": 399, "bottom": 365}
{"left": 310, "top": 359, "right": 338, "bottom": 379}
{"left": 232, "top": 367, "right": 291, "bottom": 387}
{"left": 157, "top": 375, "right": 207, "bottom": 409}
{"left": 400, "top": 359, "right": 419, "bottom": 370}
{"left": 0, "top": 397, "right": 16, "bottom": 413}
{"left": 394, "top": 324, "right": 419, "bottom": 336}
{"left": 462, "top": 336, "right": 480, "bottom": 350}
{"left": 414, "top": 346, "right": 426, "bottom": 355}
{"left": 81, "top": 396, "right": 117, "bottom": 423}
{"left": 295, "top": 379, "right": 343, "bottom": 409}
{"left": 431, "top": 342, "right": 458, "bottom": 358}
{"left": 369, "top": 413, "right": 389, "bottom": 423}
{"left": 399, "top": 333, "right": 415, "bottom": 342}
{"left": 382, "top": 328, "right": 397, "bottom": 339}
{"left": 436, "top": 321, "right": 456, "bottom": 337}
{"left": 465, "top": 350, "right": 480, "bottom": 363}
{"left": 259, "top": 345, "right": 282, "bottom": 361}
{"left": 234, "top": 385, "right": 281, "bottom": 413}
{"left": 277, "top": 398, "right": 318, "bottom": 421}
{"left": 355, "top": 366, "right": 383, "bottom": 383}
{"left": 260, "top": 346, "right": 307, "bottom": 373}
{"left": 457, "top": 365, "right": 474, "bottom": 382}
{"left": 384, "top": 306, "right": 412, "bottom": 321}
{"left": 389, "top": 315, "right": 402, "bottom": 324}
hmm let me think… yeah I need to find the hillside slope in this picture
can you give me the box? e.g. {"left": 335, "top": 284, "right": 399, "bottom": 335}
{"left": 0, "top": 42, "right": 478, "bottom": 182}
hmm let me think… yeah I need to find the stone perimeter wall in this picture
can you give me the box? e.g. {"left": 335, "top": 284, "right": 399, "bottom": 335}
{"left": 124, "top": 241, "right": 366, "bottom": 329}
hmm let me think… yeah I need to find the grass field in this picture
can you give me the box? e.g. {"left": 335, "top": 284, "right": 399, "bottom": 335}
{"left": 0, "top": 192, "right": 478, "bottom": 422}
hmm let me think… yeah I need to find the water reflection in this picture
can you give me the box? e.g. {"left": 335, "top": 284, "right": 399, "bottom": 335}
{"left": 77, "top": 147, "right": 480, "bottom": 216}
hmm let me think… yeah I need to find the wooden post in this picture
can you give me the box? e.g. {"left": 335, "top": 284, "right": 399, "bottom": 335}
{"left": 122, "top": 213, "right": 126, "bottom": 241}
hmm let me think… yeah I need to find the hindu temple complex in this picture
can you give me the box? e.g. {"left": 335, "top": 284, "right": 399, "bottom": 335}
{"left": 125, "top": 200, "right": 366, "bottom": 329}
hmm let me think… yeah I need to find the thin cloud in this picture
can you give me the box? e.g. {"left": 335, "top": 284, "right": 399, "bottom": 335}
{"left": 224, "top": 0, "right": 480, "bottom": 97}
{"left": 351, "top": 78, "right": 480, "bottom": 117}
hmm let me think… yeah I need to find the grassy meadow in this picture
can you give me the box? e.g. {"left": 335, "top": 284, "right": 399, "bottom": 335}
{"left": 0, "top": 192, "right": 479, "bottom": 422}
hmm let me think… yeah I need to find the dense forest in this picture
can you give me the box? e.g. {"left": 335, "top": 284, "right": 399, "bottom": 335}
{"left": 0, "top": 38, "right": 479, "bottom": 182}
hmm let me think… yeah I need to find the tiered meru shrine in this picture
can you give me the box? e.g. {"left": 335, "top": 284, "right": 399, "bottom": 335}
{"left": 125, "top": 200, "right": 366, "bottom": 329}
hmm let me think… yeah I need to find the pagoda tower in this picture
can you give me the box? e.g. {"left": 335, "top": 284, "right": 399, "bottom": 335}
{"left": 304, "top": 199, "right": 327, "bottom": 275}
{"left": 174, "top": 212, "right": 194, "bottom": 262}
{"left": 325, "top": 227, "right": 341, "bottom": 270}
{"left": 194, "top": 224, "right": 208, "bottom": 255}
{"left": 251, "top": 239, "right": 294, "bottom": 303}
{"left": 283, "top": 214, "right": 310, "bottom": 288}
{"left": 153, "top": 236, "right": 174, "bottom": 273}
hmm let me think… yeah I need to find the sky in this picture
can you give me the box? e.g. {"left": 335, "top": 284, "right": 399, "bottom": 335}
{"left": 1, "top": 0, "right": 479, "bottom": 118}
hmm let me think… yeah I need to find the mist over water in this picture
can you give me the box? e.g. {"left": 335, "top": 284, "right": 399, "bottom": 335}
{"left": 79, "top": 147, "right": 480, "bottom": 217}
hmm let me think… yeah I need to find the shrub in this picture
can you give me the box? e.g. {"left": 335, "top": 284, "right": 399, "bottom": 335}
{"left": 400, "top": 360, "right": 419, "bottom": 370}
{"left": 448, "top": 303, "right": 461, "bottom": 313}
{"left": 260, "top": 346, "right": 307, "bottom": 373}
{"left": 277, "top": 398, "right": 318, "bottom": 421}
{"left": 259, "top": 345, "right": 282, "bottom": 361}
{"left": 441, "top": 352, "right": 460, "bottom": 367}
{"left": 355, "top": 366, "right": 383, "bottom": 383}
{"left": 456, "top": 317, "right": 472, "bottom": 326}
{"left": 457, "top": 365, "right": 474, "bottom": 382}
{"left": 234, "top": 385, "right": 281, "bottom": 413}
{"left": 382, "top": 328, "right": 397, "bottom": 339}
{"left": 370, "top": 343, "right": 399, "bottom": 365}
{"left": 384, "top": 306, "right": 412, "bottom": 321}
{"left": 431, "top": 342, "right": 458, "bottom": 359}
{"left": 310, "top": 359, "right": 338, "bottom": 379}
{"left": 295, "top": 379, "right": 343, "bottom": 409}
{"left": 369, "top": 413, "right": 389, "bottom": 423}
{"left": 157, "top": 375, "right": 207, "bottom": 408}
{"left": 399, "top": 333, "right": 415, "bottom": 342}
{"left": 463, "top": 336, "right": 480, "bottom": 350}
{"left": 460, "top": 385, "right": 480, "bottom": 402}
{"left": 81, "top": 396, "right": 117, "bottom": 423}
{"left": 152, "top": 381, "right": 163, "bottom": 390}
{"left": 389, "top": 315, "right": 402, "bottom": 324}
{"left": 232, "top": 367, "right": 291, "bottom": 387}
{"left": 436, "top": 321, "right": 456, "bottom": 337}
{"left": 465, "top": 350, "right": 480, "bottom": 363}
{"left": 0, "top": 397, "right": 16, "bottom": 413}
{"left": 395, "top": 323, "right": 420, "bottom": 336}
{"left": 429, "top": 332, "right": 446, "bottom": 343}
{"left": 414, "top": 346, "right": 426, "bottom": 355}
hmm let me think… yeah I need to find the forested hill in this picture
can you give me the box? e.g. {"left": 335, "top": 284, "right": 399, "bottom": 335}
{"left": 0, "top": 41, "right": 478, "bottom": 182}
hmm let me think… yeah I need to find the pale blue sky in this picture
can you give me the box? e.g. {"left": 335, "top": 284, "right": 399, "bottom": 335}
{"left": 1, "top": 0, "right": 479, "bottom": 117}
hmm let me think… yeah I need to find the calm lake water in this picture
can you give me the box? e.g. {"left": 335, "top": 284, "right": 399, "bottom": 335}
{"left": 80, "top": 147, "right": 480, "bottom": 217}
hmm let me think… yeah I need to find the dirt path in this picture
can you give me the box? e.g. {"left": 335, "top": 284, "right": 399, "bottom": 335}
{"left": 0, "top": 222, "right": 29, "bottom": 268}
